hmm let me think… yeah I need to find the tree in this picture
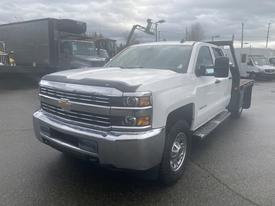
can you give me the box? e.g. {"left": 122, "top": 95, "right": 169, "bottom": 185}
{"left": 186, "top": 23, "right": 204, "bottom": 41}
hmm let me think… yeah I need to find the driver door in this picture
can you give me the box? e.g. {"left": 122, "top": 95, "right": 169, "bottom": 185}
{"left": 194, "top": 46, "right": 227, "bottom": 128}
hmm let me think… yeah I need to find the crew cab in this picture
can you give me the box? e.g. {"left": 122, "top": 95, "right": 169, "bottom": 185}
{"left": 33, "top": 41, "right": 254, "bottom": 184}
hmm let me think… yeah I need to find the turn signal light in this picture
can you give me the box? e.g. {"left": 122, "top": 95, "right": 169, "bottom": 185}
{"left": 138, "top": 96, "right": 151, "bottom": 107}
{"left": 136, "top": 116, "right": 151, "bottom": 126}
{"left": 124, "top": 96, "right": 151, "bottom": 107}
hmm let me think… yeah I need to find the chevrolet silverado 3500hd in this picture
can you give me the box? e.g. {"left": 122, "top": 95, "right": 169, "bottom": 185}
{"left": 33, "top": 41, "right": 254, "bottom": 184}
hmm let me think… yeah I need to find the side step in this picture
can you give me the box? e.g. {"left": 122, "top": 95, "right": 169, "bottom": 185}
{"left": 193, "top": 111, "right": 231, "bottom": 139}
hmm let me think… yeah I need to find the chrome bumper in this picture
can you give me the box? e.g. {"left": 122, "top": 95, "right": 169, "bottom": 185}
{"left": 257, "top": 72, "right": 275, "bottom": 78}
{"left": 33, "top": 110, "right": 165, "bottom": 170}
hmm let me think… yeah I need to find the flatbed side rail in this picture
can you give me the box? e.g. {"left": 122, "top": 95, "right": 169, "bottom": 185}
{"left": 240, "top": 79, "right": 254, "bottom": 88}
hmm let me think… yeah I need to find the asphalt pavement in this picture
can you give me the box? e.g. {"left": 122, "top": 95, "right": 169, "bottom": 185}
{"left": 0, "top": 76, "right": 274, "bottom": 206}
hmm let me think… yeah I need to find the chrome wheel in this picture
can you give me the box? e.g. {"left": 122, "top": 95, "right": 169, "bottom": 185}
{"left": 170, "top": 132, "right": 187, "bottom": 172}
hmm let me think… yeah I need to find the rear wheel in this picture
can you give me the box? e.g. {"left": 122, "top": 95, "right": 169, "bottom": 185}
{"left": 249, "top": 72, "right": 256, "bottom": 80}
{"left": 159, "top": 120, "right": 190, "bottom": 185}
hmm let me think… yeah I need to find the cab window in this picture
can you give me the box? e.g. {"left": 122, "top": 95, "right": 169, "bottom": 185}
{"left": 247, "top": 58, "right": 253, "bottom": 66}
{"left": 212, "top": 47, "right": 224, "bottom": 58}
{"left": 196, "top": 46, "right": 214, "bottom": 75}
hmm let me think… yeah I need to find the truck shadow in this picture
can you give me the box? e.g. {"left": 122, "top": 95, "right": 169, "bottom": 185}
{"left": 190, "top": 116, "right": 243, "bottom": 160}
{"left": 38, "top": 153, "right": 175, "bottom": 205}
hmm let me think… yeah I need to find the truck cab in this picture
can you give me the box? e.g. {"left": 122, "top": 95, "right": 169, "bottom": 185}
{"left": 59, "top": 40, "right": 108, "bottom": 69}
{"left": 33, "top": 41, "right": 253, "bottom": 184}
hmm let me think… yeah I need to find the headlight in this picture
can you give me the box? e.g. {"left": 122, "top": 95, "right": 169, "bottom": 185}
{"left": 110, "top": 92, "right": 152, "bottom": 107}
{"left": 110, "top": 92, "right": 152, "bottom": 129}
{"left": 124, "top": 116, "right": 137, "bottom": 126}
{"left": 123, "top": 116, "right": 151, "bottom": 126}
{"left": 123, "top": 96, "right": 151, "bottom": 107}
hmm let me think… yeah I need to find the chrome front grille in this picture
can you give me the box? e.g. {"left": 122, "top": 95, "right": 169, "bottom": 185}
{"left": 265, "top": 69, "right": 275, "bottom": 73}
{"left": 40, "top": 86, "right": 111, "bottom": 106}
{"left": 41, "top": 102, "right": 111, "bottom": 128}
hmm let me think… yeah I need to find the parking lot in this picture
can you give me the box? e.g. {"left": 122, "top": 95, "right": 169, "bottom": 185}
{"left": 0, "top": 76, "right": 274, "bottom": 206}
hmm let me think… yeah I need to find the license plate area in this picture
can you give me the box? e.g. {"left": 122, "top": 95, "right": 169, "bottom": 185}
{"left": 49, "top": 129, "right": 98, "bottom": 154}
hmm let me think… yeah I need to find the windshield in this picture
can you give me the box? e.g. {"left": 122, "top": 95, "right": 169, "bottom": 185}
{"left": 269, "top": 58, "right": 275, "bottom": 65}
{"left": 106, "top": 45, "right": 193, "bottom": 73}
{"left": 251, "top": 55, "right": 269, "bottom": 66}
{"left": 72, "top": 41, "right": 97, "bottom": 56}
{"left": 61, "top": 41, "right": 97, "bottom": 56}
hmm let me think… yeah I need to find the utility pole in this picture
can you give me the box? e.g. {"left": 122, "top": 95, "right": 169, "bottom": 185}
{"left": 241, "top": 23, "right": 244, "bottom": 48}
{"left": 158, "top": 31, "right": 161, "bottom": 41}
{"left": 155, "top": 23, "right": 158, "bottom": 42}
{"left": 185, "top": 27, "right": 188, "bottom": 41}
{"left": 232, "top": 34, "right": 235, "bottom": 42}
{"left": 266, "top": 22, "right": 271, "bottom": 48}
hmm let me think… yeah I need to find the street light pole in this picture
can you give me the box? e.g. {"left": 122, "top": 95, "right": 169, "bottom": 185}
{"left": 155, "top": 23, "right": 158, "bottom": 42}
{"left": 241, "top": 23, "right": 244, "bottom": 48}
{"left": 154, "top": 19, "right": 165, "bottom": 42}
{"left": 266, "top": 22, "right": 271, "bottom": 48}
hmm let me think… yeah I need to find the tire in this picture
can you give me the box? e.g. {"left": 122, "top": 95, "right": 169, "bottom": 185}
{"left": 249, "top": 72, "right": 256, "bottom": 80}
{"left": 159, "top": 120, "right": 191, "bottom": 185}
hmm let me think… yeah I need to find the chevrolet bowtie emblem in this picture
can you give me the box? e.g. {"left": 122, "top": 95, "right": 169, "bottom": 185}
{"left": 58, "top": 98, "right": 71, "bottom": 110}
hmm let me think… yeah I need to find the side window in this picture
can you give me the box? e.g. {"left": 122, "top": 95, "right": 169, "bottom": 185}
{"left": 241, "top": 54, "right": 247, "bottom": 63}
{"left": 196, "top": 46, "right": 214, "bottom": 75}
{"left": 212, "top": 48, "right": 224, "bottom": 58}
{"left": 61, "top": 41, "right": 72, "bottom": 55}
{"left": 247, "top": 58, "right": 253, "bottom": 66}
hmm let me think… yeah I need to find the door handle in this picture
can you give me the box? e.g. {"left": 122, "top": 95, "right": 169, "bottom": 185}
{"left": 215, "top": 79, "right": 221, "bottom": 84}
{"left": 228, "top": 77, "right": 232, "bottom": 80}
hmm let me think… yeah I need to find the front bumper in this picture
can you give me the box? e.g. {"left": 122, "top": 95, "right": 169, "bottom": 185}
{"left": 256, "top": 71, "right": 275, "bottom": 79}
{"left": 33, "top": 110, "right": 165, "bottom": 170}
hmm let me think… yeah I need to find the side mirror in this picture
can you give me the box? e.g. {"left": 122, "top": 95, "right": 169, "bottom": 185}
{"left": 214, "top": 57, "right": 229, "bottom": 78}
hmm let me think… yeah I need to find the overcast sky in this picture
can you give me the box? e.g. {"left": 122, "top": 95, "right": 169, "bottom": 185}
{"left": 1, "top": 0, "right": 275, "bottom": 47}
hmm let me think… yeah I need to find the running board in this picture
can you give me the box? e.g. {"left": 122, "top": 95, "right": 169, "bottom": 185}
{"left": 193, "top": 111, "right": 231, "bottom": 139}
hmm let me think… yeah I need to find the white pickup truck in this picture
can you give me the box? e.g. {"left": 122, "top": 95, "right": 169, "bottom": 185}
{"left": 33, "top": 41, "right": 254, "bottom": 184}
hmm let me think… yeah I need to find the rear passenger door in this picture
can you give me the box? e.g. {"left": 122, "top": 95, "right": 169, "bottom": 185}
{"left": 211, "top": 47, "right": 232, "bottom": 111}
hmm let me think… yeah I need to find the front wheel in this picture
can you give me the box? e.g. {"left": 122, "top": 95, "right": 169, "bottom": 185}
{"left": 248, "top": 72, "right": 256, "bottom": 80}
{"left": 159, "top": 120, "right": 190, "bottom": 185}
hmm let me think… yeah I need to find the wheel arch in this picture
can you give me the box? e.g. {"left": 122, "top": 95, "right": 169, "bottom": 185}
{"left": 165, "top": 103, "right": 195, "bottom": 130}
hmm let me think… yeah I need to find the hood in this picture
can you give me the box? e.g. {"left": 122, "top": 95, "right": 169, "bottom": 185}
{"left": 42, "top": 67, "right": 180, "bottom": 92}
